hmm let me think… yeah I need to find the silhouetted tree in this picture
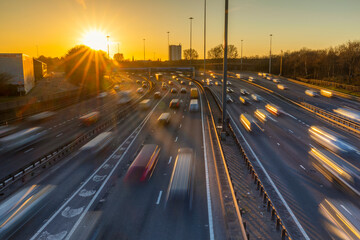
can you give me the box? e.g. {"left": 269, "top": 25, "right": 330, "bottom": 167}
{"left": 114, "top": 53, "right": 124, "bottom": 62}
{"left": 183, "top": 49, "right": 199, "bottom": 60}
{"left": 208, "top": 44, "right": 238, "bottom": 59}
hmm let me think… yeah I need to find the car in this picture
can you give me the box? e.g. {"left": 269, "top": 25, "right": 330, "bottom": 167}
{"left": 171, "top": 88, "right": 178, "bottom": 93}
{"left": 207, "top": 82, "right": 213, "bottom": 86}
{"left": 136, "top": 88, "right": 144, "bottom": 94}
{"left": 305, "top": 89, "right": 318, "bottom": 97}
{"left": 168, "top": 81, "right": 173, "bottom": 85}
{"left": 226, "top": 95, "right": 233, "bottom": 103}
{"left": 240, "top": 113, "right": 256, "bottom": 132}
{"left": 142, "top": 84, "right": 148, "bottom": 89}
{"left": 272, "top": 79, "right": 280, "bottom": 83}
{"left": 180, "top": 81, "right": 185, "bottom": 85}
{"left": 189, "top": 82, "right": 193, "bottom": 86}
{"left": 226, "top": 87, "right": 234, "bottom": 93}
{"left": 240, "top": 89, "right": 249, "bottom": 95}
{"left": 180, "top": 88, "right": 187, "bottom": 94}
{"left": 169, "top": 99, "right": 180, "bottom": 108}
{"left": 136, "top": 80, "right": 141, "bottom": 84}
{"left": 189, "top": 99, "right": 199, "bottom": 112}
{"left": 277, "top": 84, "right": 287, "bottom": 90}
{"left": 265, "top": 103, "right": 282, "bottom": 116}
{"left": 251, "top": 94, "right": 262, "bottom": 102}
{"left": 239, "top": 96, "right": 249, "bottom": 105}
{"left": 158, "top": 112, "right": 171, "bottom": 125}
{"left": 227, "top": 81, "right": 232, "bottom": 85}
{"left": 154, "top": 92, "right": 161, "bottom": 99}
{"left": 97, "top": 92, "right": 108, "bottom": 98}
{"left": 254, "top": 109, "right": 269, "bottom": 122}
{"left": 214, "top": 81, "right": 221, "bottom": 86}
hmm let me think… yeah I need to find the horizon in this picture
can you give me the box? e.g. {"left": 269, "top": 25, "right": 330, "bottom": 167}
{"left": 1, "top": 0, "right": 359, "bottom": 59}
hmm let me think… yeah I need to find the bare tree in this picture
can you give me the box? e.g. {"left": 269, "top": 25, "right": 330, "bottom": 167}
{"left": 208, "top": 44, "right": 238, "bottom": 59}
{"left": 183, "top": 49, "right": 199, "bottom": 60}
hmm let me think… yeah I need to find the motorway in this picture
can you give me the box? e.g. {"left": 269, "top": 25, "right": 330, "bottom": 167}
{"left": 205, "top": 71, "right": 360, "bottom": 239}
{"left": 0, "top": 73, "right": 227, "bottom": 240}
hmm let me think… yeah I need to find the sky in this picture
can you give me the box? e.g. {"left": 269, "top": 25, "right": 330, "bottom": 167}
{"left": 0, "top": 0, "right": 359, "bottom": 60}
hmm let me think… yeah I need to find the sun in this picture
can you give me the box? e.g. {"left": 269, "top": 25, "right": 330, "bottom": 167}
{"left": 82, "top": 30, "right": 108, "bottom": 51}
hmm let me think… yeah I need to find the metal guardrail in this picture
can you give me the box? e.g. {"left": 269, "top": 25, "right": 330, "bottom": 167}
{"left": 0, "top": 80, "right": 154, "bottom": 193}
{"left": 203, "top": 85, "right": 291, "bottom": 240}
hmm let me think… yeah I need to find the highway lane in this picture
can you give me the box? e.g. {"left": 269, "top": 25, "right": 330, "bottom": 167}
{"left": 206, "top": 80, "right": 360, "bottom": 239}
{"left": 231, "top": 71, "right": 360, "bottom": 119}
{"left": 0, "top": 77, "right": 149, "bottom": 180}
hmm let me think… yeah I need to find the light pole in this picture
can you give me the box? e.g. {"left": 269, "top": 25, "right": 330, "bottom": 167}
{"left": 280, "top": 49, "right": 283, "bottom": 76}
{"left": 203, "top": 0, "right": 207, "bottom": 81}
{"left": 107, "top": 35, "right": 110, "bottom": 58}
{"left": 269, "top": 34, "right": 272, "bottom": 74}
{"left": 189, "top": 17, "right": 193, "bottom": 65}
{"left": 240, "top": 40, "right": 243, "bottom": 71}
{"left": 143, "top": 38, "right": 146, "bottom": 61}
{"left": 167, "top": 31, "right": 170, "bottom": 60}
{"left": 222, "top": 0, "right": 229, "bottom": 131}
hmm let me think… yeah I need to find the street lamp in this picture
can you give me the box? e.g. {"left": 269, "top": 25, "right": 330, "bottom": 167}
{"left": 240, "top": 39, "right": 243, "bottom": 71}
{"left": 143, "top": 38, "right": 146, "bottom": 61}
{"left": 107, "top": 35, "right": 110, "bottom": 58}
{"left": 203, "top": 0, "right": 207, "bottom": 81}
{"left": 189, "top": 17, "right": 193, "bottom": 65}
{"left": 167, "top": 31, "right": 170, "bottom": 60}
{"left": 269, "top": 34, "right": 272, "bottom": 74}
{"left": 222, "top": 0, "right": 229, "bottom": 130}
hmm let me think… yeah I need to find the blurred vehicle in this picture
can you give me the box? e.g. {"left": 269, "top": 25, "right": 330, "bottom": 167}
{"left": 167, "top": 148, "right": 195, "bottom": 206}
{"left": 172, "top": 75, "right": 176, "bottom": 79}
{"left": 171, "top": 88, "right": 178, "bottom": 93}
{"left": 207, "top": 82, "right": 213, "bottom": 86}
{"left": 169, "top": 99, "right": 180, "bottom": 108}
{"left": 254, "top": 109, "right": 269, "bottom": 122}
{"left": 136, "top": 80, "right": 141, "bottom": 84}
{"left": 239, "top": 96, "right": 249, "bottom": 105}
{"left": 309, "top": 147, "right": 360, "bottom": 197}
{"left": 248, "top": 76, "right": 254, "bottom": 82}
{"left": 333, "top": 108, "right": 360, "bottom": 122}
{"left": 214, "top": 81, "right": 220, "bottom": 86}
{"left": 158, "top": 112, "right": 171, "bottom": 125}
{"left": 124, "top": 144, "right": 161, "bottom": 183}
{"left": 189, "top": 99, "right": 199, "bottom": 112}
{"left": 0, "top": 126, "right": 18, "bottom": 138}
{"left": 189, "top": 82, "right": 193, "bottom": 86}
{"left": 154, "top": 91, "right": 161, "bottom": 99}
{"left": 136, "top": 88, "right": 144, "bottom": 94}
{"left": 79, "top": 111, "right": 100, "bottom": 126}
{"left": 155, "top": 73, "right": 163, "bottom": 81}
{"left": 139, "top": 99, "right": 151, "bottom": 110}
{"left": 305, "top": 89, "right": 318, "bottom": 97}
{"left": 0, "top": 185, "right": 54, "bottom": 239}
{"left": 113, "top": 85, "right": 120, "bottom": 91}
{"left": 117, "top": 91, "right": 131, "bottom": 105}
{"left": 309, "top": 126, "right": 357, "bottom": 154}
{"left": 251, "top": 94, "right": 262, "bottom": 102}
{"left": 320, "top": 89, "right": 333, "bottom": 98}
{"left": 79, "top": 132, "right": 112, "bottom": 155}
{"left": 226, "top": 87, "right": 234, "bottom": 93}
{"left": 168, "top": 80, "right": 173, "bottom": 85}
{"left": 180, "top": 88, "right": 187, "bottom": 94}
{"left": 265, "top": 103, "right": 282, "bottom": 116}
{"left": 240, "top": 89, "right": 249, "bottom": 95}
{"left": 319, "top": 199, "right": 360, "bottom": 240}
{"left": 266, "top": 76, "right": 272, "bottom": 81}
{"left": 277, "top": 84, "right": 287, "bottom": 90}
{"left": 161, "top": 83, "right": 167, "bottom": 90}
{"left": 272, "top": 79, "right": 280, "bottom": 83}
{"left": 190, "top": 88, "right": 198, "bottom": 98}
{"left": 27, "top": 111, "right": 55, "bottom": 122}
{"left": 240, "top": 113, "right": 256, "bottom": 132}
{"left": 180, "top": 81, "right": 185, "bottom": 85}
{"left": 0, "top": 127, "right": 47, "bottom": 153}
{"left": 97, "top": 92, "right": 108, "bottom": 98}
{"left": 142, "top": 83, "right": 148, "bottom": 89}
{"left": 236, "top": 73, "right": 241, "bottom": 78}
{"left": 226, "top": 95, "right": 233, "bottom": 103}
{"left": 227, "top": 81, "right": 232, "bottom": 85}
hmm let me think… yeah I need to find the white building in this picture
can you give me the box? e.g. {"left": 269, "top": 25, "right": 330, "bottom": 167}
{"left": 0, "top": 53, "right": 35, "bottom": 94}
{"left": 169, "top": 45, "right": 182, "bottom": 61}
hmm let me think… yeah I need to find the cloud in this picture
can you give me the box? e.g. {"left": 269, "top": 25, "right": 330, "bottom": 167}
{"left": 76, "top": 0, "right": 87, "bottom": 9}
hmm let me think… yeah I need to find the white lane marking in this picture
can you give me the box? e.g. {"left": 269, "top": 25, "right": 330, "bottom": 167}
{"left": 93, "top": 175, "right": 106, "bottom": 182}
{"left": 79, "top": 189, "right": 96, "bottom": 197}
{"left": 288, "top": 129, "right": 294, "bottom": 134}
{"left": 168, "top": 156, "right": 172, "bottom": 164}
{"left": 156, "top": 191, "right": 163, "bottom": 205}
{"left": 24, "top": 148, "right": 34, "bottom": 153}
{"left": 174, "top": 137, "right": 178, "bottom": 142}
{"left": 179, "top": 124, "right": 182, "bottom": 128}
{"left": 300, "top": 165, "right": 306, "bottom": 171}
{"left": 61, "top": 206, "right": 84, "bottom": 218}
{"left": 38, "top": 231, "right": 67, "bottom": 240}
{"left": 277, "top": 143, "right": 280, "bottom": 146}
{"left": 56, "top": 133, "right": 63, "bottom": 138}
{"left": 212, "top": 90, "right": 310, "bottom": 240}
{"left": 182, "top": 115, "right": 185, "bottom": 118}
{"left": 285, "top": 112, "right": 297, "bottom": 120}
{"left": 198, "top": 86, "right": 215, "bottom": 240}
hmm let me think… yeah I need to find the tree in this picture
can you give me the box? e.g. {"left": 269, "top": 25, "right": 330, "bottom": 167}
{"left": 64, "top": 45, "right": 108, "bottom": 94}
{"left": 114, "top": 53, "right": 124, "bottom": 62}
{"left": 183, "top": 49, "right": 199, "bottom": 60}
{"left": 208, "top": 44, "right": 238, "bottom": 59}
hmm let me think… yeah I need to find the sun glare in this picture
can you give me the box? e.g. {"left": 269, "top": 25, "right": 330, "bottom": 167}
{"left": 82, "top": 30, "right": 107, "bottom": 51}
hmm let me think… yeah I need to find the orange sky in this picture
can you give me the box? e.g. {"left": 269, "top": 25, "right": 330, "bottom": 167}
{"left": 0, "top": 0, "right": 359, "bottom": 60}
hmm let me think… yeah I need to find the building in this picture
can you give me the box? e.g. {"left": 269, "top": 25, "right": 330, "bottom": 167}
{"left": 0, "top": 53, "right": 35, "bottom": 95}
{"left": 169, "top": 45, "right": 182, "bottom": 61}
{"left": 33, "top": 59, "right": 47, "bottom": 81}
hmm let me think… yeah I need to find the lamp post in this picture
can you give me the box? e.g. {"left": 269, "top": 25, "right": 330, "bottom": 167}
{"left": 167, "top": 31, "right": 170, "bottom": 60}
{"left": 189, "top": 17, "right": 193, "bottom": 65}
{"left": 107, "top": 35, "right": 110, "bottom": 58}
{"left": 269, "top": 34, "right": 272, "bottom": 74}
{"left": 203, "top": 0, "right": 207, "bottom": 81}
{"left": 280, "top": 49, "right": 283, "bottom": 76}
{"left": 143, "top": 38, "right": 146, "bottom": 61}
{"left": 240, "top": 39, "right": 243, "bottom": 71}
{"left": 222, "top": 0, "right": 229, "bottom": 130}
